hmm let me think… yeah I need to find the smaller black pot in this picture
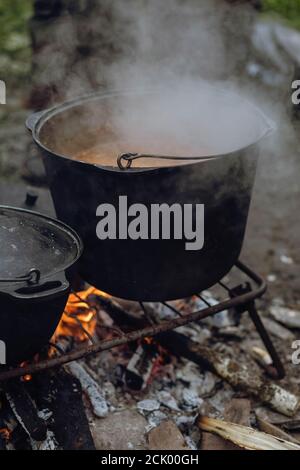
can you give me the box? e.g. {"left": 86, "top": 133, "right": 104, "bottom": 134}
{"left": 0, "top": 206, "right": 83, "bottom": 365}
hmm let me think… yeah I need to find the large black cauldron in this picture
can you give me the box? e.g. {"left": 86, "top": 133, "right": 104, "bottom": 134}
{"left": 27, "top": 87, "right": 273, "bottom": 301}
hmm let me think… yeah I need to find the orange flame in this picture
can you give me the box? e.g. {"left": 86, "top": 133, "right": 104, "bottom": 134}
{"left": 52, "top": 286, "right": 109, "bottom": 342}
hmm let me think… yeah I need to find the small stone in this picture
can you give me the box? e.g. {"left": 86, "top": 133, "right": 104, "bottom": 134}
{"left": 267, "top": 274, "right": 277, "bottom": 283}
{"left": 263, "top": 317, "right": 295, "bottom": 341}
{"left": 270, "top": 306, "right": 300, "bottom": 330}
{"left": 137, "top": 399, "right": 160, "bottom": 413}
{"left": 182, "top": 389, "right": 203, "bottom": 409}
{"left": 147, "top": 410, "right": 168, "bottom": 430}
{"left": 280, "top": 254, "right": 294, "bottom": 265}
{"left": 185, "top": 435, "right": 198, "bottom": 450}
{"left": 90, "top": 409, "right": 147, "bottom": 450}
{"left": 157, "top": 391, "right": 180, "bottom": 411}
{"left": 200, "top": 372, "right": 217, "bottom": 397}
{"left": 216, "top": 326, "right": 244, "bottom": 340}
{"left": 251, "top": 346, "right": 272, "bottom": 367}
{"left": 176, "top": 324, "right": 211, "bottom": 344}
{"left": 147, "top": 420, "right": 188, "bottom": 451}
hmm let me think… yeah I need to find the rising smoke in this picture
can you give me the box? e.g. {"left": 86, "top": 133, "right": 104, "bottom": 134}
{"left": 34, "top": 0, "right": 296, "bottom": 164}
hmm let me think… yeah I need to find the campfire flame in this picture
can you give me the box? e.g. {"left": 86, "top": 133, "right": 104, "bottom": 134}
{"left": 52, "top": 286, "right": 109, "bottom": 342}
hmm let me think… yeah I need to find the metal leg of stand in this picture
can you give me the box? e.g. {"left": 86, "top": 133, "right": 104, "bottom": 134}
{"left": 247, "top": 301, "right": 285, "bottom": 380}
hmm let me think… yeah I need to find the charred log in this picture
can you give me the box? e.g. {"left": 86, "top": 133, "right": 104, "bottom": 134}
{"left": 5, "top": 379, "right": 47, "bottom": 442}
{"left": 10, "top": 424, "right": 31, "bottom": 450}
{"left": 34, "top": 369, "right": 95, "bottom": 450}
{"left": 0, "top": 417, "right": 7, "bottom": 450}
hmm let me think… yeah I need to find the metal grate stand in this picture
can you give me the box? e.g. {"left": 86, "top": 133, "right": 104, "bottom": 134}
{"left": 0, "top": 260, "right": 285, "bottom": 382}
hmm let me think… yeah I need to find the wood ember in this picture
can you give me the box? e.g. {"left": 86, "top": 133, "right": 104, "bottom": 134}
{"left": 67, "top": 362, "right": 108, "bottom": 418}
{"left": 198, "top": 416, "right": 300, "bottom": 450}
{"left": 147, "top": 419, "right": 188, "bottom": 451}
{"left": 34, "top": 369, "right": 95, "bottom": 450}
{"left": 124, "top": 341, "right": 162, "bottom": 391}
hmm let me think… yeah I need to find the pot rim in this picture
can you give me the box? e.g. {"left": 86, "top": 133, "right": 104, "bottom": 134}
{"left": 27, "top": 87, "right": 276, "bottom": 174}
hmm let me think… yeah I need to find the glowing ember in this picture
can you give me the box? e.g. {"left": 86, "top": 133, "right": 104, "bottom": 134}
{"left": 0, "top": 428, "right": 11, "bottom": 441}
{"left": 52, "top": 286, "right": 109, "bottom": 342}
{"left": 20, "top": 362, "right": 32, "bottom": 382}
{"left": 21, "top": 374, "right": 32, "bottom": 382}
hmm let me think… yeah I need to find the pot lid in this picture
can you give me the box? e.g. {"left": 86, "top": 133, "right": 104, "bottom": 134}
{"left": 0, "top": 206, "right": 82, "bottom": 282}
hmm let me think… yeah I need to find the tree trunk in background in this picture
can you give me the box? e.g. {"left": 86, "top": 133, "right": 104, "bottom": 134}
{"left": 28, "top": 0, "right": 259, "bottom": 109}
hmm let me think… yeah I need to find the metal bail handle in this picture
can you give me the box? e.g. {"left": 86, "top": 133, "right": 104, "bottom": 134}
{"left": 0, "top": 268, "right": 41, "bottom": 285}
{"left": 117, "top": 152, "right": 210, "bottom": 170}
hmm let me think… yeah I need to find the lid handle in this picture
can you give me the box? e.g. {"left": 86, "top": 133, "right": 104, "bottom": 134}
{"left": 0, "top": 268, "right": 41, "bottom": 285}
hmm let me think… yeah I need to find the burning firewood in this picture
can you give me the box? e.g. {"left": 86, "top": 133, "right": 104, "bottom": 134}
{"left": 123, "top": 337, "right": 167, "bottom": 391}
{"left": 53, "top": 287, "right": 98, "bottom": 343}
{"left": 197, "top": 416, "right": 300, "bottom": 451}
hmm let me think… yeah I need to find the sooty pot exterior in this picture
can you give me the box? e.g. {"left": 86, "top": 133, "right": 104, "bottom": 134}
{"left": 26, "top": 90, "right": 267, "bottom": 301}
{"left": 0, "top": 278, "right": 69, "bottom": 365}
{"left": 39, "top": 146, "right": 258, "bottom": 301}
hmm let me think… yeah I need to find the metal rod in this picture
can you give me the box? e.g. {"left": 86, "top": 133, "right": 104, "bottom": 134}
{"left": 196, "top": 294, "right": 211, "bottom": 307}
{"left": 117, "top": 152, "right": 211, "bottom": 170}
{"left": 0, "top": 261, "right": 268, "bottom": 382}
{"left": 247, "top": 302, "right": 285, "bottom": 380}
{"left": 161, "top": 301, "right": 184, "bottom": 317}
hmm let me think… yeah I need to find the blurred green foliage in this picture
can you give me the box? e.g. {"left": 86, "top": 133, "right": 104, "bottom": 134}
{"left": 0, "top": 0, "right": 32, "bottom": 52}
{"left": 0, "top": 0, "right": 32, "bottom": 79}
{"left": 263, "top": 0, "right": 300, "bottom": 29}
{"left": 0, "top": 0, "right": 298, "bottom": 82}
